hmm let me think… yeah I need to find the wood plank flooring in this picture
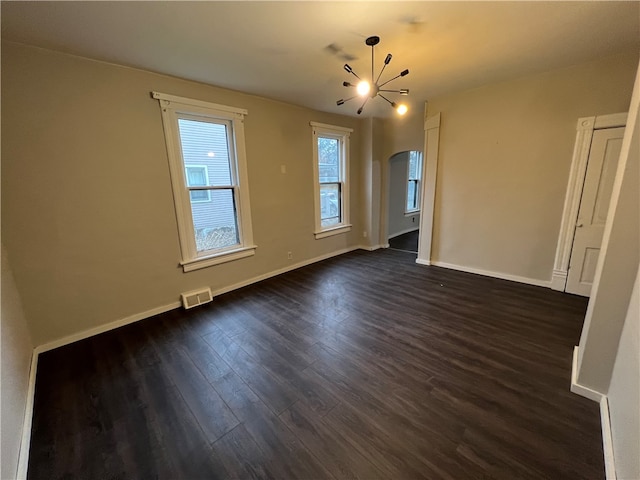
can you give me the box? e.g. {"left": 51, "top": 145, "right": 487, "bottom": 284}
{"left": 389, "top": 230, "right": 419, "bottom": 252}
{"left": 28, "top": 249, "right": 604, "bottom": 479}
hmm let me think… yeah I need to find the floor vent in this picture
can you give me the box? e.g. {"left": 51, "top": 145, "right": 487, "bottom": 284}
{"left": 181, "top": 287, "right": 213, "bottom": 309}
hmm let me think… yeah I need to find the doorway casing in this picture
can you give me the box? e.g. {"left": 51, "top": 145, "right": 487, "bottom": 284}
{"left": 416, "top": 112, "right": 441, "bottom": 265}
{"left": 551, "top": 112, "right": 627, "bottom": 292}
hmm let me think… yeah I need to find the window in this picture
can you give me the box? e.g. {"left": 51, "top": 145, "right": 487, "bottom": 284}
{"left": 406, "top": 150, "right": 423, "bottom": 213}
{"left": 310, "top": 122, "right": 353, "bottom": 239}
{"left": 185, "top": 165, "right": 211, "bottom": 202}
{"left": 153, "top": 92, "right": 255, "bottom": 272}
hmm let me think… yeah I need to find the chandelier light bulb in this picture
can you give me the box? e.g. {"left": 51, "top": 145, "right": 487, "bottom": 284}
{"left": 396, "top": 104, "right": 408, "bottom": 115}
{"left": 357, "top": 81, "right": 370, "bottom": 96}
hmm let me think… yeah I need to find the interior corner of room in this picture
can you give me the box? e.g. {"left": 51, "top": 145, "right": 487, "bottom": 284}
{"left": 1, "top": 2, "right": 639, "bottom": 479}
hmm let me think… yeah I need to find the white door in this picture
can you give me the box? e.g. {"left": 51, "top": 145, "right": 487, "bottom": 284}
{"left": 566, "top": 127, "right": 625, "bottom": 296}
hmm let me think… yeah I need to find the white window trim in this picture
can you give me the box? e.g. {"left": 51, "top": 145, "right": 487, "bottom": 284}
{"left": 154, "top": 91, "right": 255, "bottom": 271}
{"left": 310, "top": 122, "right": 353, "bottom": 239}
{"left": 405, "top": 150, "right": 423, "bottom": 215}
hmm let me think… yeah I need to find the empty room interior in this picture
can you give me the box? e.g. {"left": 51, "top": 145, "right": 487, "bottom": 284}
{"left": 2, "top": 2, "right": 639, "bottom": 479}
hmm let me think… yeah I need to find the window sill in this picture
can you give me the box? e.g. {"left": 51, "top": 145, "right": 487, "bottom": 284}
{"left": 404, "top": 211, "right": 420, "bottom": 217}
{"left": 314, "top": 224, "right": 352, "bottom": 239}
{"left": 180, "top": 245, "right": 257, "bottom": 272}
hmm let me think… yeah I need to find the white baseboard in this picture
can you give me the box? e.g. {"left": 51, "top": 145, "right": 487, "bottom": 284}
{"left": 35, "top": 301, "right": 182, "bottom": 354}
{"left": 20, "top": 244, "right": 364, "bottom": 477}
{"left": 430, "top": 261, "right": 551, "bottom": 288}
{"left": 35, "top": 245, "right": 363, "bottom": 354}
{"left": 210, "top": 246, "right": 361, "bottom": 298}
{"left": 16, "top": 350, "right": 38, "bottom": 480}
{"left": 358, "top": 244, "right": 384, "bottom": 252}
{"left": 600, "top": 397, "right": 617, "bottom": 480}
{"left": 570, "top": 346, "right": 617, "bottom": 480}
{"left": 415, "top": 258, "right": 431, "bottom": 266}
{"left": 388, "top": 227, "right": 419, "bottom": 240}
{"left": 551, "top": 270, "right": 568, "bottom": 291}
{"left": 570, "top": 346, "right": 604, "bottom": 402}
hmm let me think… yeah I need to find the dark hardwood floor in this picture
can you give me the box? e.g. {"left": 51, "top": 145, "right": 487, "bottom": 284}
{"left": 389, "top": 230, "right": 419, "bottom": 253}
{"left": 28, "top": 249, "right": 604, "bottom": 479}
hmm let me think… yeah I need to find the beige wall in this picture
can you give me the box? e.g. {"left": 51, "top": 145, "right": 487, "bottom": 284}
{"left": 576, "top": 60, "right": 639, "bottom": 478}
{"left": 608, "top": 266, "right": 639, "bottom": 480}
{"left": 394, "top": 51, "right": 637, "bottom": 282}
{"left": 1, "top": 42, "right": 364, "bottom": 346}
{"left": 577, "top": 59, "right": 640, "bottom": 391}
{"left": 1, "top": 244, "right": 34, "bottom": 479}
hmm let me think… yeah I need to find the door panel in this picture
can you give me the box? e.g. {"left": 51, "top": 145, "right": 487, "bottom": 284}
{"left": 566, "top": 127, "right": 624, "bottom": 296}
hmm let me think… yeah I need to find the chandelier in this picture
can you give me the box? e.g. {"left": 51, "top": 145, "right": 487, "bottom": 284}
{"left": 336, "top": 35, "right": 410, "bottom": 115}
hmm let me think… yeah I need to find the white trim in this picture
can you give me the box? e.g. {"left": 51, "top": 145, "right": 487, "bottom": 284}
{"left": 34, "top": 246, "right": 368, "bottom": 354}
{"left": 424, "top": 112, "right": 441, "bottom": 130}
{"left": 551, "top": 269, "right": 568, "bottom": 291}
{"left": 416, "top": 258, "right": 431, "bottom": 266}
{"left": 203, "top": 246, "right": 363, "bottom": 298}
{"left": 152, "top": 91, "right": 247, "bottom": 116}
{"left": 570, "top": 346, "right": 605, "bottom": 402}
{"left": 314, "top": 225, "right": 352, "bottom": 239}
{"left": 594, "top": 113, "right": 627, "bottom": 129}
{"left": 16, "top": 350, "right": 38, "bottom": 480}
{"left": 570, "top": 346, "right": 617, "bottom": 480}
{"left": 18, "top": 245, "right": 366, "bottom": 476}
{"left": 311, "top": 123, "right": 351, "bottom": 238}
{"left": 430, "top": 261, "right": 551, "bottom": 288}
{"left": 358, "top": 244, "right": 384, "bottom": 251}
{"left": 551, "top": 113, "right": 627, "bottom": 291}
{"left": 388, "top": 227, "right": 419, "bottom": 239}
{"left": 417, "top": 111, "right": 440, "bottom": 265}
{"left": 180, "top": 245, "right": 257, "bottom": 272}
{"left": 600, "top": 397, "right": 617, "bottom": 480}
{"left": 35, "top": 302, "right": 181, "bottom": 354}
{"left": 309, "top": 121, "right": 353, "bottom": 133}
{"left": 155, "top": 93, "right": 255, "bottom": 270}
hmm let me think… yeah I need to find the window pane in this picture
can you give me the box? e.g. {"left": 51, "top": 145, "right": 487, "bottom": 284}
{"left": 407, "top": 180, "right": 417, "bottom": 210}
{"left": 186, "top": 167, "right": 207, "bottom": 186}
{"left": 191, "top": 189, "right": 239, "bottom": 252}
{"left": 318, "top": 137, "right": 340, "bottom": 182}
{"left": 178, "top": 118, "right": 232, "bottom": 186}
{"left": 320, "top": 183, "right": 340, "bottom": 227}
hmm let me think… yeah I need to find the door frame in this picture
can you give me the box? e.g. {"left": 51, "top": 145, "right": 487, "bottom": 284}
{"left": 550, "top": 112, "right": 627, "bottom": 291}
{"left": 416, "top": 112, "right": 441, "bottom": 265}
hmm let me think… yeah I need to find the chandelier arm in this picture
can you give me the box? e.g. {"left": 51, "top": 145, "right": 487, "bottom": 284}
{"left": 377, "top": 94, "right": 395, "bottom": 106}
{"left": 379, "top": 89, "right": 403, "bottom": 93}
{"left": 357, "top": 97, "right": 370, "bottom": 115}
{"left": 378, "top": 74, "right": 401, "bottom": 88}
{"left": 375, "top": 64, "right": 387, "bottom": 85}
{"left": 336, "top": 95, "right": 358, "bottom": 106}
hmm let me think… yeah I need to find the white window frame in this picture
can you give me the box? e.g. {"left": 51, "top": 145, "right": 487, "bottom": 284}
{"left": 405, "top": 150, "right": 423, "bottom": 215}
{"left": 153, "top": 92, "right": 255, "bottom": 272}
{"left": 185, "top": 165, "right": 211, "bottom": 203}
{"left": 310, "top": 122, "right": 353, "bottom": 239}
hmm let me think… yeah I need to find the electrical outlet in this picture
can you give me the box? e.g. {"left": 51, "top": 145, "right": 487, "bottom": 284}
{"left": 363, "top": 231, "right": 368, "bottom": 238}
{"left": 287, "top": 251, "right": 293, "bottom": 260}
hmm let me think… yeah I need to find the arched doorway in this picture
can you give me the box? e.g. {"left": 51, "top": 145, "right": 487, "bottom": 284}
{"left": 386, "top": 150, "right": 422, "bottom": 253}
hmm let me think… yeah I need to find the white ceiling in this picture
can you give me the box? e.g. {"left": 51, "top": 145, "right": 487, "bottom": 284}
{"left": 2, "top": 1, "right": 639, "bottom": 118}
